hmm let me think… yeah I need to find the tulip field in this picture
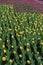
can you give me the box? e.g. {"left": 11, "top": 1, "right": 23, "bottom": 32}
{"left": 0, "top": 4, "right": 43, "bottom": 65}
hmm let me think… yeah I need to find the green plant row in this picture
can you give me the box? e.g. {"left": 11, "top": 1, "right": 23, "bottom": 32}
{"left": 0, "top": 4, "right": 43, "bottom": 65}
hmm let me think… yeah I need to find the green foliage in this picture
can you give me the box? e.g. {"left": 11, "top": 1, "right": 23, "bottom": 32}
{"left": 0, "top": 4, "right": 43, "bottom": 65}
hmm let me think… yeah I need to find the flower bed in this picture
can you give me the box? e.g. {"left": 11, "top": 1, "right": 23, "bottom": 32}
{"left": 0, "top": 4, "right": 43, "bottom": 65}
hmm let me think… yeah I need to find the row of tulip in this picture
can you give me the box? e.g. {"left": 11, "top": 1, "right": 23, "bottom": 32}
{"left": 0, "top": 4, "right": 43, "bottom": 65}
